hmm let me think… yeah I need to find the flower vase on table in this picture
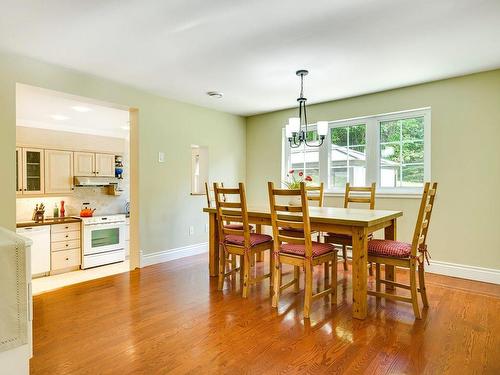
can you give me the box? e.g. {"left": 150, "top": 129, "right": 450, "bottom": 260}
{"left": 283, "top": 169, "right": 313, "bottom": 206}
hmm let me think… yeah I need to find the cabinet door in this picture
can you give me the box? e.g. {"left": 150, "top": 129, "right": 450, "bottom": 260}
{"left": 74, "top": 152, "right": 95, "bottom": 176}
{"left": 45, "top": 150, "right": 74, "bottom": 194}
{"left": 22, "top": 148, "right": 44, "bottom": 195}
{"left": 16, "top": 147, "right": 23, "bottom": 195}
{"left": 95, "top": 153, "right": 115, "bottom": 177}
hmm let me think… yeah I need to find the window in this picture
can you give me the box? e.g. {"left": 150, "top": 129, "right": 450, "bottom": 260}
{"left": 283, "top": 108, "right": 430, "bottom": 194}
{"left": 289, "top": 130, "right": 321, "bottom": 184}
{"left": 191, "top": 145, "right": 208, "bottom": 194}
{"left": 330, "top": 124, "right": 367, "bottom": 188}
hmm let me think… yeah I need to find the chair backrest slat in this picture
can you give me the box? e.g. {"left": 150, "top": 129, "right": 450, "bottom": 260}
{"left": 268, "top": 182, "right": 313, "bottom": 258}
{"left": 205, "top": 181, "right": 226, "bottom": 208}
{"left": 411, "top": 182, "right": 438, "bottom": 256}
{"left": 213, "top": 182, "right": 251, "bottom": 247}
{"left": 344, "top": 182, "right": 376, "bottom": 210}
{"left": 305, "top": 183, "right": 324, "bottom": 207}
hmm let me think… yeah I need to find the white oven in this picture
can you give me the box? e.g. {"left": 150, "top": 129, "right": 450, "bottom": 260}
{"left": 82, "top": 214, "right": 126, "bottom": 269}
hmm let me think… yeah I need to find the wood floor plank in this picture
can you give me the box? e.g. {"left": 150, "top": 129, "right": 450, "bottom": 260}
{"left": 30, "top": 255, "right": 500, "bottom": 375}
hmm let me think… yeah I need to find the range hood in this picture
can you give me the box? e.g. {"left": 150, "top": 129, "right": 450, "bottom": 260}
{"left": 74, "top": 176, "right": 118, "bottom": 187}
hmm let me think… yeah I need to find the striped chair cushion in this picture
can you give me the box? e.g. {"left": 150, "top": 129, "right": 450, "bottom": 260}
{"left": 280, "top": 242, "right": 335, "bottom": 258}
{"left": 224, "top": 233, "right": 272, "bottom": 247}
{"left": 224, "top": 223, "right": 254, "bottom": 231}
{"left": 368, "top": 239, "right": 412, "bottom": 258}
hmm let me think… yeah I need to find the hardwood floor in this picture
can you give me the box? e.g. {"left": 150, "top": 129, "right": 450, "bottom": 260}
{"left": 31, "top": 254, "right": 500, "bottom": 375}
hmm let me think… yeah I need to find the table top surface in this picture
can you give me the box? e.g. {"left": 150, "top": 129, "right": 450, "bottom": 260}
{"left": 204, "top": 206, "right": 402, "bottom": 227}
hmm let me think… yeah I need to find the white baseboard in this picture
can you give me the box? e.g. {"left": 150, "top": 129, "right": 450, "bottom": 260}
{"left": 140, "top": 242, "right": 208, "bottom": 267}
{"left": 345, "top": 249, "right": 499, "bottom": 284}
{"left": 426, "top": 260, "right": 500, "bottom": 285}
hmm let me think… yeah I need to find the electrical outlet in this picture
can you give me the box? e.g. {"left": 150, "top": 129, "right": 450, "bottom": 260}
{"left": 189, "top": 226, "right": 194, "bottom": 235}
{"left": 205, "top": 224, "right": 209, "bottom": 233}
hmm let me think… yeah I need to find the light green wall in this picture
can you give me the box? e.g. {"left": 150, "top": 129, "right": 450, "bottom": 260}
{"left": 0, "top": 52, "right": 246, "bottom": 253}
{"left": 246, "top": 70, "right": 500, "bottom": 269}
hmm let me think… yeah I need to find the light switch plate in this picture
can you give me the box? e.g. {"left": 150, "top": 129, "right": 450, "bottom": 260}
{"left": 158, "top": 152, "right": 165, "bottom": 163}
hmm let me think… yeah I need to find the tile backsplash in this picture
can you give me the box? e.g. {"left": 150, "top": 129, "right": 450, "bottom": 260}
{"left": 16, "top": 186, "right": 129, "bottom": 221}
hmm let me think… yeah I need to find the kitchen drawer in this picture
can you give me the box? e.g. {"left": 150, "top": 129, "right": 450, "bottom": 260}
{"left": 51, "top": 239, "right": 80, "bottom": 252}
{"left": 51, "top": 230, "right": 80, "bottom": 243}
{"left": 52, "top": 248, "right": 81, "bottom": 270}
{"left": 51, "top": 222, "right": 80, "bottom": 233}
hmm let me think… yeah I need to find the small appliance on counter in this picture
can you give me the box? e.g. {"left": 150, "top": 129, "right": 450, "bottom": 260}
{"left": 80, "top": 203, "right": 96, "bottom": 217}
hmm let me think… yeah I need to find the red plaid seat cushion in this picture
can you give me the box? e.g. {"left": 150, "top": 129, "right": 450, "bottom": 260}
{"left": 224, "top": 233, "right": 272, "bottom": 247}
{"left": 280, "top": 242, "right": 335, "bottom": 258}
{"left": 368, "top": 239, "right": 412, "bottom": 258}
{"left": 224, "top": 223, "right": 254, "bottom": 231}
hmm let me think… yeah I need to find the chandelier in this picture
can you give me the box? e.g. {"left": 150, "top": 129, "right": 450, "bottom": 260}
{"left": 286, "top": 70, "right": 328, "bottom": 148}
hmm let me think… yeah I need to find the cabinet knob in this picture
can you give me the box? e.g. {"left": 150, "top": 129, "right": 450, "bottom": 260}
{"left": 65, "top": 244, "right": 69, "bottom": 247}
{"left": 65, "top": 257, "right": 69, "bottom": 261}
{"left": 65, "top": 235, "right": 68, "bottom": 238}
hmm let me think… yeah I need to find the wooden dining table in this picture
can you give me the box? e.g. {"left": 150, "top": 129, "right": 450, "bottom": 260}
{"left": 203, "top": 206, "right": 403, "bottom": 320}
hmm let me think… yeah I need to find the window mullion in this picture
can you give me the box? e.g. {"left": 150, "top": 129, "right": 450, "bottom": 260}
{"left": 366, "top": 118, "right": 378, "bottom": 186}
{"left": 319, "top": 127, "right": 329, "bottom": 188}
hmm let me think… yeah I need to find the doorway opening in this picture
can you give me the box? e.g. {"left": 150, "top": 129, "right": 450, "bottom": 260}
{"left": 15, "top": 84, "right": 139, "bottom": 294}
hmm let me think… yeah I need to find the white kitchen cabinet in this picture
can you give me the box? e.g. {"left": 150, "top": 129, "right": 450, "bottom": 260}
{"left": 22, "top": 148, "right": 44, "bottom": 195}
{"left": 74, "top": 152, "right": 115, "bottom": 177}
{"left": 95, "top": 153, "right": 115, "bottom": 177}
{"left": 44, "top": 150, "right": 74, "bottom": 194}
{"left": 74, "top": 152, "right": 95, "bottom": 176}
{"left": 16, "top": 147, "right": 23, "bottom": 196}
{"left": 16, "top": 226, "right": 51, "bottom": 276}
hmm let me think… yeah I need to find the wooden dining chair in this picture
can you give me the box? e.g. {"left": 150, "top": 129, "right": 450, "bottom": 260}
{"left": 367, "top": 182, "right": 438, "bottom": 319}
{"left": 324, "top": 182, "right": 376, "bottom": 271}
{"left": 280, "top": 183, "right": 324, "bottom": 239}
{"left": 268, "top": 182, "right": 337, "bottom": 319}
{"left": 214, "top": 182, "right": 273, "bottom": 298}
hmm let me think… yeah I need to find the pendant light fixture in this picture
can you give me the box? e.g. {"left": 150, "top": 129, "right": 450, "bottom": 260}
{"left": 286, "top": 70, "right": 328, "bottom": 148}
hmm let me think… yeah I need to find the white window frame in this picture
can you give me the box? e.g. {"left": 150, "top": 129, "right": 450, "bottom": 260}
{"left": 282, "top": 107, "right": 431, "bottom": 196}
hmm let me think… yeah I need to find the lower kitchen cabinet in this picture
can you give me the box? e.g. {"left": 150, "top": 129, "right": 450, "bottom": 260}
{"left": 51, "top": 249, "right": 81, "bottom": 271}
{"left": 50, "top": 223, "right": 81, "bottom": 275}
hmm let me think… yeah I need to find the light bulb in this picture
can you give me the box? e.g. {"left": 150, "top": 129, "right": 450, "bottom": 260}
{"left": 289, "top": 117, "right": 300, "bottom": 133}
{"left": 317, "top": 121, "right": 328, "bottom": 136}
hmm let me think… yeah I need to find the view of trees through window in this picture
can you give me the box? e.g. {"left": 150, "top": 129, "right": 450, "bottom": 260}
{"left": 284, "top": 109, "right": 429, "bottom": 192}
{"left": 380, "top": 117, "right": 424, "bottom": 187}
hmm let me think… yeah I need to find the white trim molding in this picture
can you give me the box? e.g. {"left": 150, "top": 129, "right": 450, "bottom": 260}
{"left": 426, "top": 260, "right": 500, "bottom": 285}
{"left": 140, "top": 242, "right": 208, "bottom": 267}
{"left": 341, "top": 247, "right": 499, "bottom": 284}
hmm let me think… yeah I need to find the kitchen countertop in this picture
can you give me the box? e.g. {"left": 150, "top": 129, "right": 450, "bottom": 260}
{"left": 16, "top": 217, "right": 82, "bottom": 228}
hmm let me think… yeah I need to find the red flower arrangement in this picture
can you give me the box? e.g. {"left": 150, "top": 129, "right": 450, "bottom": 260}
{"left": 283, "top": 169, "right": 314, "bottom": 189}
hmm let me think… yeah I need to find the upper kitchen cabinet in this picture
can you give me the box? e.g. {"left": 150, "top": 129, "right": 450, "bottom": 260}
{"left": 16, "top": 147, "right": 23, "bottom": 196}
{"left": 74, "top": 152, "right": 95, "bottom": 176}
{"left": 95, "top": 153, "right": 115, "bottom": 177}
{"left": 22, "top": 148, "right": 44, "bottom": 195}
{"left": 74, "top": 152, "right": 115, "bottom": 177}
{"left": 45, "top": 150, "right": 74, "bottom": 194}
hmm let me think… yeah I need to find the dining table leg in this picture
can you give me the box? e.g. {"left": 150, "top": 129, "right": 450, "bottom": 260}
{"left": 384, "top": 219, "right": 397, "bottom": 289}
{"left": 255, "top": 224, "right": 264, "bottom": 262}
{"left": 351, "top": 226, "right": 369, "bottom": 319}
{"left": 209, "top": 212, "right": 219, "bottom": 277}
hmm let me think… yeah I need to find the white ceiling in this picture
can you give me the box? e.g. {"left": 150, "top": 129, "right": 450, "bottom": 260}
{"left": 2, "top": 0, "right": 500, "bottom": 116}
{"left": 16, "top": 84, "right": 130, "bottom": 138}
